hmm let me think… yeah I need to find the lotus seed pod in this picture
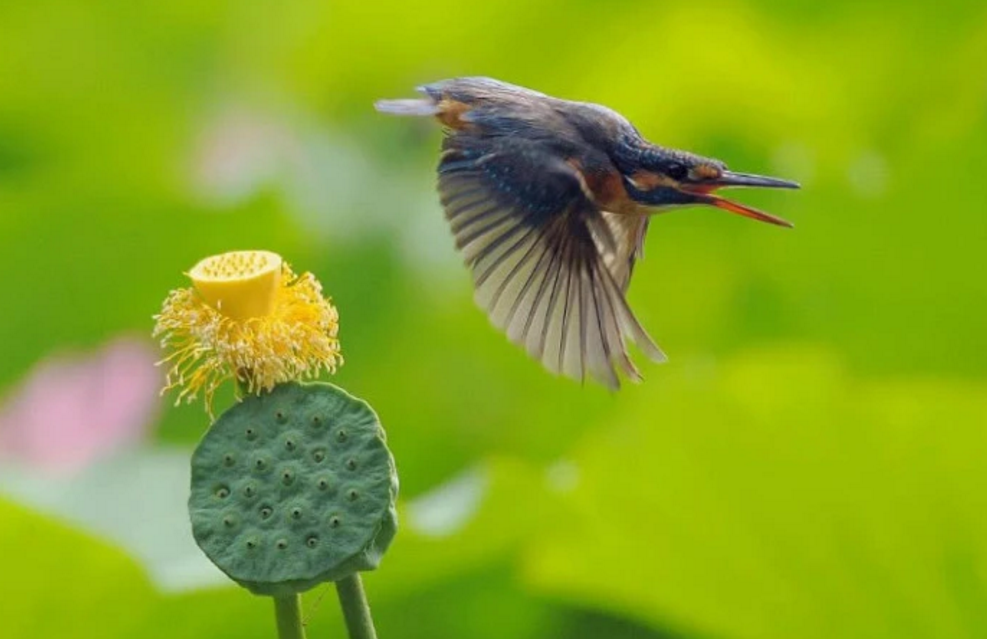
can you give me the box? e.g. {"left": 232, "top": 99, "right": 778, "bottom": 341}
{"left": 189, "top": 382, "right": 398, "bottom": 596}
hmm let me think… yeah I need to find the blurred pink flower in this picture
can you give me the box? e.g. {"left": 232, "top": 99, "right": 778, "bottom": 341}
{"left": 0, "top": 337, "right": 161, "bottom": 474}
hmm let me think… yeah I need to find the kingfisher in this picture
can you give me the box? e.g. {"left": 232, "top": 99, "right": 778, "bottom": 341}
{"left": 376, "top": 77, "right": 799, "bottom": 390}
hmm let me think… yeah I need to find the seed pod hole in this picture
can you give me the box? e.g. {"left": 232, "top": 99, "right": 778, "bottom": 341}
{"left": 281, "top": 469, "right": 295, "bottom": 485}
{"left": 329, "top": 515, "right": 341, "bottom": 528}
{"left": 311, "top": 415, "right": 322, "bottom": 427}
{"left": 312, "top": 449, "right": 326, "bottom": 463}
{"left": 243, "top": 484, "right": 257, "bottom": 498}
{"left": 222, "top": 453, "right": 236, "bottom": 467}
{"left": 245, "top": 427, "right": 257, "bottom": 441}
{"left": 284, "top": 437, "right": 296, "bottom": 451}
{"left": 346, "top": 458, "right": 358, "bottom": 471}
{"left": 335, "top": 429, "right": 348, "bottom": 443}
{"left": 245, "top": 539, "right": 257, "bottom": 550}
{"left": 317, "top": 478, "right": 330, "bottom": 491}
{"left": 347, "top": 489, "right": 359, "bottom": 501}
{"left": 254, "top": 457, "right": 267, "bottom": 471}
{"left": 222, "top": 515, "right": 236, "bottom": 528}
{"left": 260, "top": 506, "right": 273, "bottom": 519}
{"left": 276, "top": 539, "right": 288, "bottom": 550}
{"left": 275, "top": 410, "right": 286, "bottom": 422}
{"left": 215, "top": 485, "right": 230, "bottom": 499}
{"left": 291, "top": 507, "right": 303, "bottom": 519}
{"left": 306, "top": 535, "right": 319, "bottom": 548}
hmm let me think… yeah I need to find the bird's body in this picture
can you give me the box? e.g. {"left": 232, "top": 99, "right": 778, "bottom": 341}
{"left": 376, "top": 77, "right": 798, "bottom": 389}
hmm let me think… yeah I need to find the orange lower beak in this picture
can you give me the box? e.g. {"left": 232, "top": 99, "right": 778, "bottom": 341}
{"left": 688, "top": 170, "right": 799, "bottom": 228}
{"left": 702, "top": 193, "right": 795, "bottom": 228}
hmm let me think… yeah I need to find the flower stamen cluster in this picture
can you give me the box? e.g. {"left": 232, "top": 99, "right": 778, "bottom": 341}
{"left": 153, "top": 251, "right": 342, "bottom": 413}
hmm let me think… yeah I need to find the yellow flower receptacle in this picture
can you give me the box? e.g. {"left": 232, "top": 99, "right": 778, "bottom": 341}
{"left": 189, "top": 250, "right": 283, "bottom": 321}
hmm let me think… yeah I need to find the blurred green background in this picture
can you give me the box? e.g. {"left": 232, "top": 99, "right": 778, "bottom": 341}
{"left": 2, "top": 0, "right": 987, "bottom": 637}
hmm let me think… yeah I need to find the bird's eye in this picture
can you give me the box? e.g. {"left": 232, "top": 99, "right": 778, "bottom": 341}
{"left": 665, "top": 163, "right": 688, "bottom": 181}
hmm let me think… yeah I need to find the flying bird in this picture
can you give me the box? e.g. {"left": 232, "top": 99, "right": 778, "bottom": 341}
{"left": 376, "top": 77, "right": 798, "bottom": 390}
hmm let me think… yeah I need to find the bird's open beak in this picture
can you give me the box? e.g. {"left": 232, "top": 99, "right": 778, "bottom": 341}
{"left": 685, "top": 170, "right": 800, "bottom": 228}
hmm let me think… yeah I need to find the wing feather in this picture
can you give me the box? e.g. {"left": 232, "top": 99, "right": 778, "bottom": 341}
{"left": 595, "top": 212, "right": 650, "bottom": 292}
{"left": 437, "top": 134, "right": 664, "bottom": 388}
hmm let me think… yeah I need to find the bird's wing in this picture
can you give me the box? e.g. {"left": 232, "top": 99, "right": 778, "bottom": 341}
{"left": 596, "top": 212, "right": 650, "bottom": 293}
{"left": 438, "top": 134, "right": 666, "bottom": 389}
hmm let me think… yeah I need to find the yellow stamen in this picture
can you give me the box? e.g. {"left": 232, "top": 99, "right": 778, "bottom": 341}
{"left": 153, "top": 251, "right": 342, "bottom": 416}
{"left": 189, "top": 250, "right": 283, "bottom": 321}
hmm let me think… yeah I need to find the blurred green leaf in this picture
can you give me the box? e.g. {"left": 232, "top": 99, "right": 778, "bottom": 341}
{"left": 524, "top": 348, "right": 987, "bottom": 639}
{"left": 1, "top": 498, "right": 155, "bottom": 638}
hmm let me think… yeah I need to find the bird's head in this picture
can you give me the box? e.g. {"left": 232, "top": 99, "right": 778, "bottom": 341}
{"left": 621, "top": 148, "right": 800, "bottom": 227}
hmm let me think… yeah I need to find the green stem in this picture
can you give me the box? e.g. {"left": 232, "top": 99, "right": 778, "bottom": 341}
{"left": 273, "top": 594, "right": 306, "bottom": 639}
{"left": 335, "top": 574, "right": 378, "bottom": 639}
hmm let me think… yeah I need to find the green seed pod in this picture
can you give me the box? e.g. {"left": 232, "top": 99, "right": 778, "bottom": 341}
{"left": 189, "top": 382, "right": 398, "bottom": 596}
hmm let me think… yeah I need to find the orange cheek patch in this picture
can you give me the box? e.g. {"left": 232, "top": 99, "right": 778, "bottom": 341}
{"left": 436, "top": 99, "right": 474, "bottom": 129}
{"left": 691, "top": 164, "right": 721, "bottom": 180}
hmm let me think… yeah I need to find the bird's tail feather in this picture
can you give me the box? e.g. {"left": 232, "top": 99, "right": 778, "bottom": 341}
{"left": 374, "top": 98, "right": 439, "bottom": 116}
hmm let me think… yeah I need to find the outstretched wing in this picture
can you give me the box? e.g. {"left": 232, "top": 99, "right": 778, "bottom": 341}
{"left": 438, "top": 133, "right": 665, "bottom": 389}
